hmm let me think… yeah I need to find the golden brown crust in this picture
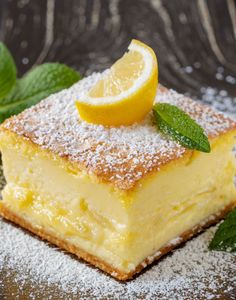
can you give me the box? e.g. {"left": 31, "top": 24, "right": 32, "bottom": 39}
{"left": 1, "top": 80, "right": 236, "bottom": 191}
{"left": 0, "top": 202, "right": 235, "bottom": 281}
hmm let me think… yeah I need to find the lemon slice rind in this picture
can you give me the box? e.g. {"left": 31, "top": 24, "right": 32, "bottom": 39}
{"left": 76, "top": 39, "right": 158, "bottom": 126}
{"left": 79, "top": 41, "right": 155, "bottom": 105}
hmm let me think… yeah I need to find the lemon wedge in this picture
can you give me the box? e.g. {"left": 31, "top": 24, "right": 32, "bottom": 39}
{"left": 76, "top": 39, "right": 158, "bottom": 126}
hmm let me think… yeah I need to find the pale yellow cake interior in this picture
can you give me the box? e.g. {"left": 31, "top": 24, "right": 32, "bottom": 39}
{"left": 0, "top": 129, "right": 236, "bottom": 273}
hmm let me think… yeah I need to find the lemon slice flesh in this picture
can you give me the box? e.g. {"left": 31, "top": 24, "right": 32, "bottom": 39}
{"left": 76, "top": 39, "right": 158, "bottom": 126}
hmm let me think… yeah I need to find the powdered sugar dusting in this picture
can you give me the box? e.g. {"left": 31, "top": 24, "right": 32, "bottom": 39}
{"left": 2, "top": 73, "right": 236, "bottom": 190}
{"left": 0, "top": 219, "right": 235, "bottom": 299}
{"left": 158, "top": 88, "right": 235, "bottom": 137}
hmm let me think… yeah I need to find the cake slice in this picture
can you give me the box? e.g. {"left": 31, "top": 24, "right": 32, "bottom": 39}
{"left": 0, "top": 73, "right": 236, "bottom": 280}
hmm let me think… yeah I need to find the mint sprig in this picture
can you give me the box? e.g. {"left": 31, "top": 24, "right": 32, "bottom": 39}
{"left": 153, "top": 103, "right": 211, "bottom": 153}
{"left": 0, "top": 43, "right": 81, "bottom": 123}
{"left": 209, "top": 207, "right": 236, "bottom": 252}
{"left": 0, "top": 43, "right": 17, "bottom": 99}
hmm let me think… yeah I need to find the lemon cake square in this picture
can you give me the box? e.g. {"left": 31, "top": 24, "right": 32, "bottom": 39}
{"left": 0, "top": 73, "right": 236, "bottom": 280}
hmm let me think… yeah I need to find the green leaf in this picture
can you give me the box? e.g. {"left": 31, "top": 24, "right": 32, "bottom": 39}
{"left": 0, "top": 63, "right": 81, "bottom": 123}
{"left": 209, "top": 207, "right": 236, "bottom": 252}
{"left": 153, "top": 103, "right": 211, "bottom": 153}
{"left": 0, "top": 42, "right": 17, "bottom": 99}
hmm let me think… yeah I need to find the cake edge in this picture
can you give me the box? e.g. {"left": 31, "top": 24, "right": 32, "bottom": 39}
{"left": 0, "top": 202, "right": 235, "bottom": 281}
{"left": 1, "top": 80, "right": 236, "bottom": 192}
{"left": 1, "top": 127, "right": 236, "bottom": 193}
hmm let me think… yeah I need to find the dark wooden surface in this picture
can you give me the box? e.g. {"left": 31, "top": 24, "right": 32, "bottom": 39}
{"left": 0, "top": 0, "right": 236, "bottom": 299}
{"left": 0, "top": 0, "right": 236, "bottom": 104}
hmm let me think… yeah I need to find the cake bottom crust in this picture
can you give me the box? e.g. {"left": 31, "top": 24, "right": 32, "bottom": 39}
{"left": 0, "top": 202, "right": 235, "bottom": 281}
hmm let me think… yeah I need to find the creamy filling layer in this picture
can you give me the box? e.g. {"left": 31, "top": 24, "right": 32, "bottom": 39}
{"left": 1, "top": 131, "right": 236, "bottom": 272}
{"left": 2, "top": 167, "right": 235, "bottom": 272}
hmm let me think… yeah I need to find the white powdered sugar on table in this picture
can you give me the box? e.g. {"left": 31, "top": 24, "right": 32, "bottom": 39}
{"left": 0, "top": 219, "right": 235, "bottom": 299}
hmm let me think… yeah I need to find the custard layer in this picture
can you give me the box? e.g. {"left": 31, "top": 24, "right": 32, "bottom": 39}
{"left": 1, "top": 130, "right": 236, "bottom": 272}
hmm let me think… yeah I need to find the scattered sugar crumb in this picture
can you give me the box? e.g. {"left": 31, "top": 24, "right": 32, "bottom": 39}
{"left": 200, "top": 86, "right": 236, "bottom": 118}
{"left": 184, "top": 66, "right": 193, "bottom": 73}
{"left": 0, "top": 219, "right": 235, "bottom": 299}
{"left": 167, "top": 237, "right": 183, "bottom": 246}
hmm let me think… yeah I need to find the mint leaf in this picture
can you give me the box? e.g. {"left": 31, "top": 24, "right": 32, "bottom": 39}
{"left": 209, "top": 207, "right": 236, "bottom": 252}
{"left": 153, "top": 103, "right": 211, "bottom": 153}
{"left": 0, "top": 63, "right": 81, "bottom": 123}
{"left": 0, "top": 42, "right": 17, "bottom": 99}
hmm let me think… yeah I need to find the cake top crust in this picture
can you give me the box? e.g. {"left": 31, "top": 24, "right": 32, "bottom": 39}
{"left": 2, "top": 73, "right": 236, "bottom": 190}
